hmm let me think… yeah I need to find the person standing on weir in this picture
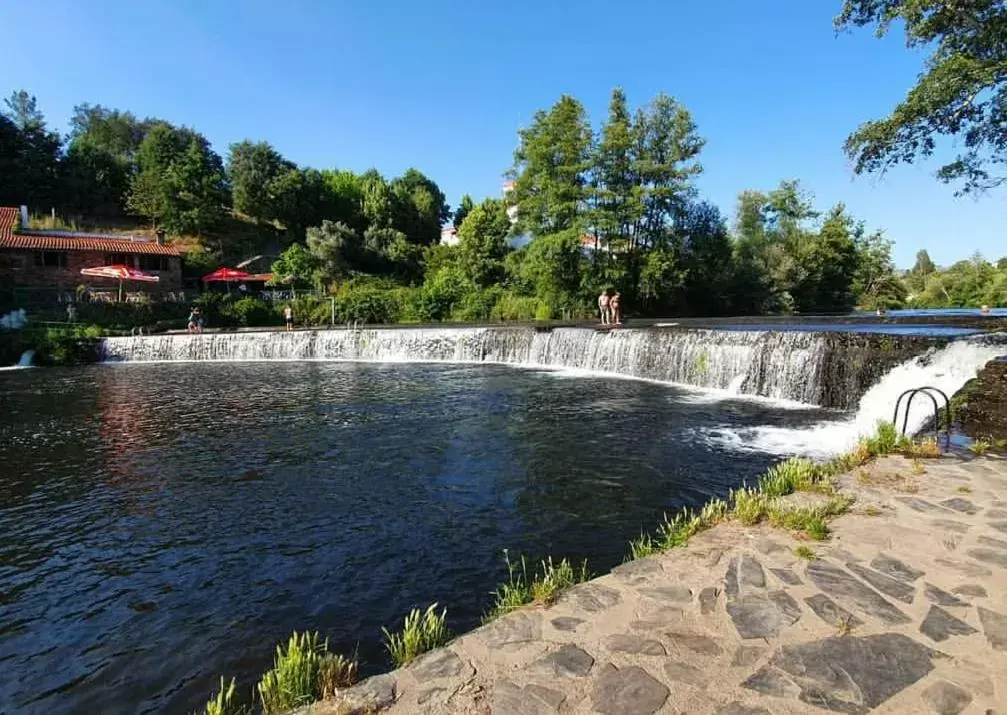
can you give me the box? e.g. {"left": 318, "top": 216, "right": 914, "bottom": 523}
{"left": 598, "top": 290, "right": 611, "bottom": 325}
{"left": 610, "top": 291, "right": 622, "bottom": 326}
{"left": 284, "top": 304, "right": 294, "bottom": 332}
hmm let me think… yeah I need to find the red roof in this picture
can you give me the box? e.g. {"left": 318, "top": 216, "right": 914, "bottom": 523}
{"left": 0, "top": 206, "right": 181, "bottom": 256}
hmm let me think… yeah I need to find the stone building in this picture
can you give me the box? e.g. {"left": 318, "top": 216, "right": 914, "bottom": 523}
{"left": 0, "top": 206, "right": 183, "bottom": 305}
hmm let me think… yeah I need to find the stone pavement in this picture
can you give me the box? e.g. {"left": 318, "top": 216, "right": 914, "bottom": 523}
{"left": 300, "top": 455, "right": 1007, "bottom": 714}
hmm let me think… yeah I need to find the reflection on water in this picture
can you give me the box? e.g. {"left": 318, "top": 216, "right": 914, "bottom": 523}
{"left": 0, "top": 363, "right": 841, "bottom": 714}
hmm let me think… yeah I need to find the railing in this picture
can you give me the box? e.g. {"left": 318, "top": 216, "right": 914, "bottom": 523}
{"left": 892, "top": 386, "right": 952, "bottom": 445}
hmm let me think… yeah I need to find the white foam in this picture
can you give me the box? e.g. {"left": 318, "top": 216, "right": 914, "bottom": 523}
{"left": 696, "top": 339, "right": 1005, "bottom": 458}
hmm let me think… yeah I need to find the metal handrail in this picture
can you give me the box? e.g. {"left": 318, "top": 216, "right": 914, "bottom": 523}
{"left": 892, "top": 386, "right": 952, "bottom": 444}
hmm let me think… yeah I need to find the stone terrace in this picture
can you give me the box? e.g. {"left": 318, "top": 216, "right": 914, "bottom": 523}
{"left": 299, "top": 455, "right": 1007, "bottom": 715}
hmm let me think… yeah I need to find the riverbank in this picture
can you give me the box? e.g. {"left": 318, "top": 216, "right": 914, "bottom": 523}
{"left": 0, "top": 325, "right": 103, "bottom": 366}
{"left": 293, "top": 453, "right": 1007, "bottom": 714}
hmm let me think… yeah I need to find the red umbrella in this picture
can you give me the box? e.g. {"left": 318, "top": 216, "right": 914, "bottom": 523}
{"left": 81, "top": 264, "right": 160, "bottom": 302}
{"left": 202, "top": 267, "right": 252, "bottom": 282}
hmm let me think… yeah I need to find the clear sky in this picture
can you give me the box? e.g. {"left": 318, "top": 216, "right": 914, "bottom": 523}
{"left": 1, "top": 0, "right": 1002, "bottom": 267}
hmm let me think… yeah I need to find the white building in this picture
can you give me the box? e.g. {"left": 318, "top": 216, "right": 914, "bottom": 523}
{"left": 439, "top": 226, "right": 460, "bottom": 246}
{"left": 439, "top": 181, "right": 528, "bottom": 248}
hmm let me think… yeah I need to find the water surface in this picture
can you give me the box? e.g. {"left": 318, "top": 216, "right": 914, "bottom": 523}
{"left": 0, "top": 362, "right": 841, "bottom": 714}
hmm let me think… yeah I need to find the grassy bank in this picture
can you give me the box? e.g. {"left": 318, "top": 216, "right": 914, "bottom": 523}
{"left": 190, "top": 420, "right": 936, "bottom": 715}
{"left": 0, "top": 325, "right": 107, "bottom": 366}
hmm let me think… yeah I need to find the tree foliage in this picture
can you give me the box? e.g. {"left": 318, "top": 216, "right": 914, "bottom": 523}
{"left": 836, "top": 0, "right": 1007, "bottom": 194}
{"left": 2, "top": 84, "right": 1001, "bottom": 322}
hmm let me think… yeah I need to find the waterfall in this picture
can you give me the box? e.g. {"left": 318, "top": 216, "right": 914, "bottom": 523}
{"left": 700, "top": 336, "right": 1007, "bottom": 457}
{"left": 99, "top": 326, "right": 946, "bottom": 409}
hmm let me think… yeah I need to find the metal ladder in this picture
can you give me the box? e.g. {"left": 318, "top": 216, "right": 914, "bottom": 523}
{"left": 892, "top": 386, "right": 952, "bottom": 446}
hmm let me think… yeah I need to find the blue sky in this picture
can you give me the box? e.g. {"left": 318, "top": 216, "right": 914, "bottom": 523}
{"left": 1, "top": 0, "right": 1003, "bottom": 267}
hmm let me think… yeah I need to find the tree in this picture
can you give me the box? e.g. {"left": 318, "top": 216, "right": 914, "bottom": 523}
{"left": 306, "top": 220, "right": 358, "bottom": 288}
{"left": 68, "top": 104, "right": 149, "bottom": 160}
{"left": 452, "top": 194, "right": 475, "bottom": 229}
{"left": 128, "top": 123, "right": 229, "bottom": 234}
{"left": 227, "top": 140, "right": 296, "bottom": 222}
{"left": 852, "top": 228, "right": 905, "bottom": 309}
{"left": 509, "top": 95, "right": 593, "bottom": 236}
{"left": 836, "top": 0, "right": 1007, "bottom": 194}
{"left": 594, "top": 88, "right": 640, "bottom": 253}
{"left": 4, "top": 90, "right": 44, "bottom": 131}
{"left": 61, "top": 140, "right": 131, "bottom": 218}
{"left": 679, "top": 201, "right": 734, "bottom": 316}
{"left": 360, "top": 170, "right": 394, "bottom": 230}
{"left": 457, "top": 198, "right": 512, "bottom": 287}
{"left": 519, "top": 230, "right": 585, "bottom": 308}
{"left": 271, "top": 242, "right": 321, "bottom": 288}
{"left": 1, "top": 90, "right": 62, "bottom": 208}
{"left": 632, "top": 93, "right": 705, "bottom": 250}
{"left": 390, "top": 169, "right": 450, "bottom": 246}
{"left": 795, "top": 204, "right": 860, "bottom": 313}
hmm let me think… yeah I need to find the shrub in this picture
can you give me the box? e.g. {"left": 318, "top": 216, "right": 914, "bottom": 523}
{"left": 335, "top": 283, "right": 405, "bottom": 324}
{"left": 256, "top": 631, "right": 357, "bottom": 714}
{"left": 485, "top": 551, "right": 589, "bottom": 622}
{"left": 968, "top": 438, "right": 991, "bottom": 455}
{"left": 225, "top": 297, "right": 276, "bottom": 327}
{"left": 451, "top": 286, "right": 502, "bottom": 322}
{"left": 381, "top": 603, "right": 450, "bottom": 668}
{"left": 731, "top": 486, "right": 769, "bottom": 525}
{"left": 490, "top": 292, "right": 539, "bottom": 321}
{"left": 758, "top": 457, "right": 829, "bottom": 497}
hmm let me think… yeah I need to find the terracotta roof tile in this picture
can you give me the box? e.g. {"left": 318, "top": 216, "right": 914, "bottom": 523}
{"left": 0, "top": 206, "right": 181, "bottom": 256}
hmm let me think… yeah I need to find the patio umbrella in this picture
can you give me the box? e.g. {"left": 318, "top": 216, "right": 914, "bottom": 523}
{"left": 202, "top": 267, "right": 253, "bottom": 283}
{"left": 80, "top": 264, "right": 160, "bottom": 302}
{"left": 203, "top": 267, "right": 253, "bottom": 295}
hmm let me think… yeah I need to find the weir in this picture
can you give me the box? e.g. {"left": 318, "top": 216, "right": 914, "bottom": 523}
{"left": 99, "top": 326, "right": 1003, "bottom": 413}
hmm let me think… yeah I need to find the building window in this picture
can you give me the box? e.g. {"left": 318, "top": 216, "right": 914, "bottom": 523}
{"left": 138, "top": 255, "right": 170, "bottom": 271}
{"left": 34, "top": 252, "right": 68, "bottom": 269}
{"left": 104, "top": 253, "right": 133, "bottom": 266}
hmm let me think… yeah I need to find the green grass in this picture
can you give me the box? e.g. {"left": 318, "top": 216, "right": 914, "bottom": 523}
{"left": 794, "top": 545, "right": 817, "bottom": 561}
{"left": 381, "top": 603, "right": 451, "bottom": 668}
{"left": 256, "top": 631, "right": 358, "bottom": 714}
{"left": 910, "top": 458, "right": 926, "bottom": 476}
{"left": 194, "top": 677, "right": 250, "bottom": 715}
{"left": 731, "top": 486, "right": 770, "bottom": 526}
{"left": 623, "top": 423, "right": 917, "bottom": 562}
{"left": 758, "top": 457, "right": 832, "bottom": 496}
{"left": 485, "top": 551, "right": 590, "bottom": 622}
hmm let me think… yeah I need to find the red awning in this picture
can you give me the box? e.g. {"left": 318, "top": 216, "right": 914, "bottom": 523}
{"left": 203, "top": 267, "right": 252, "bottom": 282}
{"left": 80, "top": 265, "right": 160, "bottom": 283}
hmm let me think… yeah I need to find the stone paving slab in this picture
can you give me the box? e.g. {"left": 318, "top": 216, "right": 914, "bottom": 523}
{"left": 296, "top": 455, "right": 1007, "bottom": 714}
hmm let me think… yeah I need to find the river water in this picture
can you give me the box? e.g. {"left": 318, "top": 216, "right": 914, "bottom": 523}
{"left": 0, "top": 361, "right": 840, "bottom": 714}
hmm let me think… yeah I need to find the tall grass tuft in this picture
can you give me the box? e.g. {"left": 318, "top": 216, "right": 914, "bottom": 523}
{"left": 256, "top": 631, "right": 357, "bottom": 714}
{"left": 317, "top": 652, "right": 359, "bottom": 699}
{"left": 731, "top": 486, "right": 769, "bottom": 525}
{"left": 485, "top": 551, "right": 589, "bottom": 622}
{"left": 196, "top": 677, "right": 250, "bottom": 715}
{"left": 968, "top": 438, "right": 992, "bottom": 455}
{"left": 861, "top": 420, "right": 900, "bottom": 456}
{"left": 758, "top": 457, "right": 829, "bottom": 496}
{"left": 382, "top": 603, "right": 451, "bottom": 668}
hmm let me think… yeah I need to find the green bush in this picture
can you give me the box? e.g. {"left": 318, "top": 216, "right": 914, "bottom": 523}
{"left": 490, "top": 292, "right": 539, "bottom": 321}
{"left": 381, "top": 603, "right": 451, "bottom": 668}
{"left": 335, "top": 284, "right": 404, "bottom": 324}
{"left": 256, "top": 631, "right": 358, "bottom": 714}
{"left": 224, "top": 297, "right": 277, "bottom": 327}
{"left": 451, "top": 286, "right": 502, "bottom": 322}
